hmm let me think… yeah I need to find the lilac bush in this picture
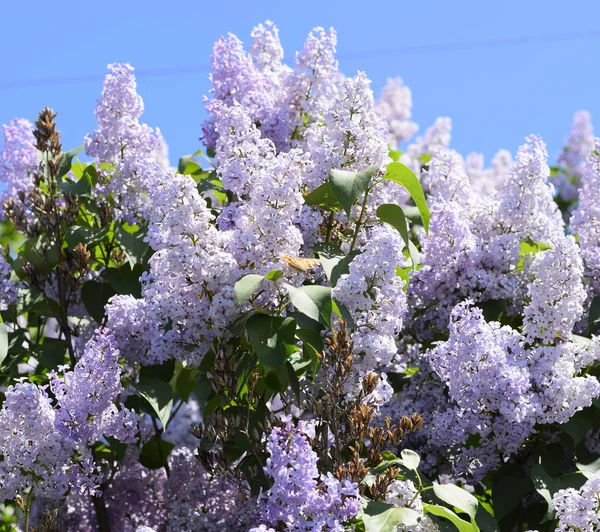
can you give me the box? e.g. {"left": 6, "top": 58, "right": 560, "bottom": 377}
{"left": 0, "top": 19, "right": 599, "bottom": 532}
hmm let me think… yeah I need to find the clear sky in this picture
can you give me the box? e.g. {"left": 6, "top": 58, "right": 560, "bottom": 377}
{"left": 2, "top": 0, "right": 600, "bottom": 165}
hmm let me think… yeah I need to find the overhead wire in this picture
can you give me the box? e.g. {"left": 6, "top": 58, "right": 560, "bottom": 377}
{"left": 1, "top": 29, "right": 599, "bottom": 91}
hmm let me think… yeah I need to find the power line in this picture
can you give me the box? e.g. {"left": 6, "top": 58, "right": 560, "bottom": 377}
{"left": 336, "top": 29, "right": 600, "bottom": 59}
{"left": 1, "top": 29, "right": 599, "bottom": 91}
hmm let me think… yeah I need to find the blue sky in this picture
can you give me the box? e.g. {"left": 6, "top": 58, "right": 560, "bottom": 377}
{"left": 2, "top": 0, "right": 600, "bottom": 165}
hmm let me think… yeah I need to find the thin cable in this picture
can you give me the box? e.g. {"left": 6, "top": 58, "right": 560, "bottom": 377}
{"left": 1, "top": 29, "right": 599, "bottom": 91}
{"left": 337, "top": 29, "right": 600, "bottom": 59}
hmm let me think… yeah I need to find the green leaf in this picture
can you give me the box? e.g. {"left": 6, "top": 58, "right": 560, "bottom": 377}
{"left": 70, "top": 161, "right": 87, "bottom": 179}
{"left": 398, "top": 449, "right": 420, "bottom": 470}
{"left": 234, "top": 270, "right": 283, "bottom": 305}
{"left": 296, "top": 327, "right": 323, "bottom": 373}
{"left": 329, "top": 165, "right": 379, "bottom": 218}
{"left": 303, "top": 181, "right": 342, "bottom": 211}
{"left": 57, "top": 146, "right": 84, "bottom": 178}
{"left": 492, "top": 463, "right": 533, "bottom": 521}
{"left": 561, "top": 407, "right": 595, "bottom": 445}
{"left": 424, "top": 504, "right": 477, "bottom": 532}
{"left": 38, "top": 337, "right": 67, "bottom": 371}
{"left": 376, "top": 203, "right": 421, "bottom": 269}
{"left": 175, "top": 367, "right": 197, "bottom": 402}
{"left": 559, "top": 472, "right": 587, "bottom": 491}
{"left": 178, "top": 149, "right": 203, "bottom": 174}
{"left": 138, "top": 436, "right": 175, "bottom": 470}
{"left": 389, "top": 150, "right": 402, "bottom": 162}
{"left": 28, "top": 296, "right": 62, "bottom": 318}
{"left": 58, "top": 166, "right": 94, "bottom": 197}
{"left": 396, "top": 266, "right": 410, "bottom": 289}
{"left": 384, "top": 162, "right": 430, "bottom": 232}
{"left": 114, "top": 224, "right": 148, "bottom": 267}
{"left": 332, "top": 299, "right": 357, "bottom": 329}
{"left": 81, "top": 281, "right": 116, "bottom": 323}
{"left": 432, "top": 483, "right": 479, "bottom": 519}
{"left": 589, "top": 295, "right": 600, "bottom": 330}
{"left": 246, "top": 314, "right": 297, "bottom": 369}
{"left": 313, "top": 243, "right": 361, "bottom": 287}
{"left": 17, "top": 236, "right": 59, "bottom": 275}
{"left": 65, "top": 224, "right": 110, "bottom": 249}
{"left": 140, "top": 359, "right": 175, "bottom": 383}
{"left": 194, "top": 374, "right": 214, "bottom": 409}
{"left": 234, "top": 274, "right": 264, "bottom": 305}
{"left": 101, "top": 264, "right": 144, "bottom": 298}
{"left": 136, "top": 376, "right": 174, "bottom": 429}
{"left": 519, "top": 239, "right": 552, "bottom": 255}
{"left": 0, "top": 323, "right": 8, "bottom": 367}
{"left": 362, "top": 501, "right": 420, "bottom": 532}
{"left": 576, "top": 456, "right": 600, "bottom": 479}
{"left": 203, "top": 394, "right": 222, "bottom": 417}
{"left": 530, "top": 464, "right": 560, "bottom": 523}
{"left": 478, "top": 299, "right": 509, "bottom": 322}
{"left": 284, "top": 284, "right": 332, "bottom": 328}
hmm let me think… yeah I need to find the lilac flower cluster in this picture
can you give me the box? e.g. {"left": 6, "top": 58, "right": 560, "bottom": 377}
{"left": 0, "top": 329, "right": 138, "bottom": 501}
{"left": 333, "top": 227, "right": 407, "bottom": 374}
{"left": 552, "top": 473, "right": 600, "bottom": 531}
{"left": 107, "top": 171, "right": 240, "bottom": 365}
{"left": 409, "top": 135, "right": 565, "bottom": 339}
{"left": 61, "top": 447, "right": 253, "bottom": 532}
{"left": 0, "top": 118, "right": 36, "bottom": 207}
{"left": 571, "top": 140, "right": 600, "bottom": 293}
{"left": 0, "top": 246, "right": 18, "bottom": 310}
{"left": 256, "top": 421, "right": 360, "bottom": 531}
{"left": 385, "top": 480, "right": 438, "bottom": 531}
{"left": 49, "top": 330, "right": 138, "bottom": 445}
{"left": 374, "top": 77, "right": 419, "bottom": 149}
{"left": 213, "top": 101, "right": 307, "bottom": 271}
{"left": 421, "top": 252, "right": 600, "bottom": 478}
{"left": 553, "top": 110, "right": 594, "bottom": 202}
{"left": 85, "top": 63, "right": 163, "bottom": 221}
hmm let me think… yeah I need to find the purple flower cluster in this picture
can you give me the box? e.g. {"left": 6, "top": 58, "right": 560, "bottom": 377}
{"left": 106, "top": 171, "right": 240, "bottom": 365}
{"left": 0, "top": 118, "right": 36, "bottom": 207}
{"left": 374, "top": 77, "right": 419, "bottom": 149}
{"left": 553, "top": 110, "right": 594, "bottom": 202}
{"left": 571, "top": 140, "right": 600, "bottom": 293}
{"left": 334, "top": 227, "right": 407, "bottom": 374}
{"left": 61, "top": 447, "right": 253, "bottom": 532}
{"left": 0, "top": 329, "right": 138, "bottom": 501}
{"left": 552, "top": 473, "right": 600, "bottom": 531}
{"left": 256, "top": 421, "right": 360, "bottom": 531}
{"left": 85, "top": 63, "right": 164, "bottom": 221}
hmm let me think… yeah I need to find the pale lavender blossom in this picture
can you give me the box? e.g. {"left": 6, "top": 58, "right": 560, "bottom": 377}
{"left": 85, "top": 63, "right": 163, "bottom": 221}
{"left": 257, "top": 421, "right": 360, "bottom": 531}
{"left": 334, "top": 226, "right": 407, "bottom": 373}
{"left": 50, "top": 329, "right": 139, "bottom": 445}
{"left": 523, "top": 235, "right": 586, "bottom": 344}
{"left": 375, "top": 77, "right": 418, "bottom": 149}
{"left": 421, "top": 148, "right": 473, "bottom": 205}
{"left": 0, "top": 118, "right": 36, "bottom": 206}
{"left": 385, "top": 479, "right": 438, "bottom": 531}
{"left": 303, "top": 71, "right": 389, "bottom": 190}
{"left": 0, "top": 246, "right": 18, "bottom": 310}
{"left": 141, "top": 172, "right": 240, "bottom": 363}
{"left": 0, "top": 382, "right": 72, "bottom": 500}
{"left": 213, "top": 101, "right": 306, "bottom": 271}
{"left": 552, "top": 474, "right": 600, "bottom": 531}
{"left": 553, "top": 111, "right": 595, "bottom": 202}
{"left": 105, "top": 294, "right": 158, "bottom": 365}
{"left": 493, "top": 135, "right": 564, "bottom": 244}
{"left": 571, "top": 140, "right": 600, "bottom": 291}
